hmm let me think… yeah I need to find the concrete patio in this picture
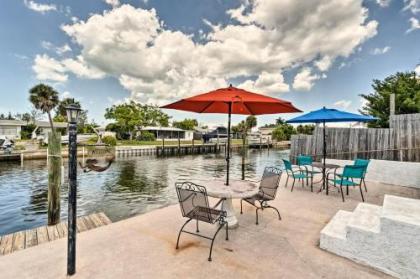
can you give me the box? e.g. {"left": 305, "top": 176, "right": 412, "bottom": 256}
{"left": 1, "top": 175, "right": 419, "bottom": 279}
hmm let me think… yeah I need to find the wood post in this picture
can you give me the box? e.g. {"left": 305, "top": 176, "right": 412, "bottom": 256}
{"left": 390, "top": 93, "right": 395, "bottom": 116}
{"left": 47, "top": 132, "right": 61, "bottom": 226}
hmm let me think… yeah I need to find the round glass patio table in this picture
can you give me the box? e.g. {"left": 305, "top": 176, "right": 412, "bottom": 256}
{"left": 189, "top": 179, "right": 259, "bottom": 229}
{"left": 311, "top": 162, "right": 341, "bottom": 194}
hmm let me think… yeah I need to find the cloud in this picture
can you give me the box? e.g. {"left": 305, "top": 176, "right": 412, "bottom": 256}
{"left": 415, "top": 65, "right": 420, "bottom": 75}
{"left": 41, "top": 41, "right": 72, "bottom": 55}
{"left": 104, "top": 0, "right": 120, "bottom": 8}
{"left": 32, "top": 54, "right": 68, "bottom": 82}
{"left": 238, "top": 72, "right": 289, "bottom": 94}
{"left": 404, "top": 0, "right": 420, "bottom": 14}
{"left": 407, "top": 17, "right": 420, "bottom": 33}
{"left": 61, "top": 91, "right": 71, "bottom": 98}
{"left": 334, "top": 100, "right": 352, "bottom": 110}
{"left": 33, "top": 2, "right": 378, "bottom": 103}
{"left": 370, "top": 46, "right": 391, "bottom": 55}
{"left": 376, "top": 0, "right": 391, "bottom": 7}
{"left": 23, "top": 0, "right": 56, "bottom": 14}
{"left": 292, "top": 68, "right": 321, "bottom": 91}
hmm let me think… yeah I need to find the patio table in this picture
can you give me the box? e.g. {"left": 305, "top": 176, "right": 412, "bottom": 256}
{"left": 189, "top": 179, "right": 259, "bottom": 229}
{"left": 312, "top": 162, "right": 341, "bottom": 194}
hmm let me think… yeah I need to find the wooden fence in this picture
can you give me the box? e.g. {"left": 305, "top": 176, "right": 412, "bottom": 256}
{"left": 290, "top": 113, "right": 420, "bottom": 163}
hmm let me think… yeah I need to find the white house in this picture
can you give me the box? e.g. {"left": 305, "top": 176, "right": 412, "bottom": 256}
{"left": 140, "top": 126, "right": 194, "bottom": 141}
{"left": 0, "top": 120, "right": 68, "bottom": 140}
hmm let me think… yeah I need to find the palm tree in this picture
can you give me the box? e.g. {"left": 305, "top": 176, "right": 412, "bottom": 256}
{"left": 29, "top": 84, "right": 59, "bottom": 131}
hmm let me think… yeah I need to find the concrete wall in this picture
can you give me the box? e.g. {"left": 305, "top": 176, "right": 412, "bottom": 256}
{"left": 325, "top": 158, "right": 420, "bottom": 189}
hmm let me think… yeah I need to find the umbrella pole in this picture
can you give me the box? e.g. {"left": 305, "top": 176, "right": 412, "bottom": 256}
{"left": 323, "top": 121, "right": 327, "bottom": 195}
{"left": 226, "top": 102, "right": 232, "bottom": 186}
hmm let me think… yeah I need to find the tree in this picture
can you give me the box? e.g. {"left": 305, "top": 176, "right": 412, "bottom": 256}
{"left": 272, "top": 126, "right": 286, "bottom": 141}
{"left": 232, "top": 116, "right": 257, "bottom": 144}
{"left": 29, "top": 83, "right": 59, "bottom": 130}
{"left": 105, "top": 101, "right": 170, "bottom": 140}
{"left": 360, "top": 71, "right": 420, "bottom": 128}
{"left": 172, "top": 118, "right": 198, "bottom": 130}
{"left": 265, "top": 117, "right": 296, "bottom": 141}
{"left": 296, "top": 124, "right": 315, "bottom": 135}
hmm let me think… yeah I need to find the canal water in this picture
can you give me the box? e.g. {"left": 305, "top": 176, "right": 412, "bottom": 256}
{"left": 0, "top": 149, "right": 289, "bottom": 235}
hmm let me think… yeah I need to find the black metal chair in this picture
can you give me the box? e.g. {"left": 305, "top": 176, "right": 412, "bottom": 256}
{"left": 240, "top": 167, "right": 282, "bottom": 225}
{"left": 175, "top": 181, "right": 228, "bottom": 261}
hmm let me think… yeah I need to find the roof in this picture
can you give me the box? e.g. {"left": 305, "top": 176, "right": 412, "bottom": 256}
{"left": 0, "top": 120, "right": 68, "bottom": 128}
{"left": 0, "top": 120, "right": 26, "bottom": 126}
{"left": 140, "top": 126, "right": 184, "bottom": 132}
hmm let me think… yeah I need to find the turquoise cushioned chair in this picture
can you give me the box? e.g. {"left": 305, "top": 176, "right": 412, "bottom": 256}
{"left": 283, "top": 159, "right": 312, "bottom": 192}
{"left": 353, "top": 158, "right": 370, "bottom": 192}
{"left": 327, "top": 165, "right": 366, "bottom": 202}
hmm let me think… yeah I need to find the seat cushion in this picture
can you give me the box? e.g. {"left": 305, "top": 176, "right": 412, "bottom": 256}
{"left": 328, "top": 179, "right": 358, "bottom": 186}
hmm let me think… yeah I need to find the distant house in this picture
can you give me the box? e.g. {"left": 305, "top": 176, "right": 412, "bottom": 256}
{"left": 0, "top": 120, "right": 68, "bottom": 140}
{"left": 258, "top": 127, "right": 275, "bottom": 142}
{"left": 139, "top": 126, "right": 194, "bottom": 141}
{"left": 203, "top": 127, "right": 228, "bottom": 143}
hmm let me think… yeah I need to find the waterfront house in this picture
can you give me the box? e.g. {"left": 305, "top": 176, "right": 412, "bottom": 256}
{"left": 139, "top": 126, "right": 194, "bottom": 141}
{"left": 0, "top": 120, "right": 26, "bottom": 140}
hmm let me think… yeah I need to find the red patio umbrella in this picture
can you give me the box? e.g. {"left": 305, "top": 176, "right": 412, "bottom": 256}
{"left": 161, "top": 85, "right": 301, "bottom": 185}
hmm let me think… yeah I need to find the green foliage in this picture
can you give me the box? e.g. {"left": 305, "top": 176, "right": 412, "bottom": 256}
{"left": 232, "top": 116, "right": 258, "bottom": 135}
{"left": 137, "top": 131, "right": 156, "bottom": 141}
{"left": 272, "top": 126, "right": 286, "bottom": 141}
{"left": 21, "top": 123, "right": 37, "bottom": 139}
{"left": 102, "top": 135, "right": 117, "bottom": 146}
{"left": 268, "top": 117, "right": 297, "bottom": 141}
{"left": 360, "top": 71, "right": 420, "bottom": 128}
{"left": 296, "top": 124, "right": 315, "bottom": 135}
{"left": 29, "top": 83, "right": 59, "bottom": 130}
{"left": 105, "top": 101, "right": 170, "bottom": 139}
{"left": 172, "top": 118, "right": 198, "bottom": 130}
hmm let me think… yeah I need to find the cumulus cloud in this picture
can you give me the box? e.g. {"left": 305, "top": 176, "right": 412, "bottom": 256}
{"left": 415, "top": 65, "right": 420, "bottom": 75}
{"left": 238, "top": 72, "right": 289, "bottom": 94}
{"left": 104, "top": 0, "right": 120, "bottom": 8}
{"left": 407, "top": 17, "right": 420, "bottom": 32}
{"left": 376, "top": 0, "right": 391, "bottom": 7}
{"left": 370, "top": 46, "right": 391, "bottom": 55}
{"left": 33, "top": 1, "right": 378, "bottom": 103}
{"left": 24, "top": 0, "right": 56, "bottom": 14}
{"left": 41, "top": 41, "right": 72, "bottom": 55}
{"left": 32, "top": 54, "right": 68, "bottom": 82}
{"left": 404, "top": 0, "right": 420, "bottom": 14}
{"left": 334, "top": 100, "right": 352, "bottom": 110}
{"left": 292, "top": 68, "right": 321, "bottom": 91}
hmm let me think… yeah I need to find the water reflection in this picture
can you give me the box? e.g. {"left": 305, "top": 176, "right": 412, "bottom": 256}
{"left": 0, "top": 149, "right": 289, "bottom": 235}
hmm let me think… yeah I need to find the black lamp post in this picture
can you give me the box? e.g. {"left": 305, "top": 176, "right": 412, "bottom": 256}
{"left": 65, "top": 103, "right": 81, "bottom": 276}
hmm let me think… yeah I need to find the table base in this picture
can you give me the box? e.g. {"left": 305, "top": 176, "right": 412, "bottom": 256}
{"left": 222, "top": 199, "right": 239, "bottom": 229}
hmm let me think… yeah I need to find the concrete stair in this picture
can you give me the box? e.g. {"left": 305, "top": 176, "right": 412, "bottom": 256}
{"left": 320, "top": 195, "right": 420, "bottom": 279}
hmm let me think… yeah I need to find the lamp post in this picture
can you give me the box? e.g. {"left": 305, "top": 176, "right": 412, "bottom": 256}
{"left": 65, "top": 103, "right": 81, "bottom": 276}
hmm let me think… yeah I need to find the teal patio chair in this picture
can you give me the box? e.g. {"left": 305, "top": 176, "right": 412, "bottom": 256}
{"left": 354, "top": 159, "right": 370, "bottom": 192}
{"left": 327, "top": 165, "right": 366, "bottom": 202}
{"left": 297, "top": 155, "right": 322, "bottom": 190}
{"left": 283, "top": 159, "right": 312, "bottom": 192}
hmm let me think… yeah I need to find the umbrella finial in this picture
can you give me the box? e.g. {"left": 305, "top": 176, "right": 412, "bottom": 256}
{"left": 229, "top": 84, "right": 233, "bottom": 88}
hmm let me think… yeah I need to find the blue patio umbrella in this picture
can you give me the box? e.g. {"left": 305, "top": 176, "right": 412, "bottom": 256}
{"left": 286, "top": 107, "right": 377, "bottom": 194}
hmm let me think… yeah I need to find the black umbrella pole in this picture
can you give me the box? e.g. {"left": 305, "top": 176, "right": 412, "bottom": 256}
{"left": 226, "top": 102, "right": 232, "bottom": 186}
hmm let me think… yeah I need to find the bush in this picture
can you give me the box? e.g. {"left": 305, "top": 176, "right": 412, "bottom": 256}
{"left": 102, "top": 135, "right": 117, "bottom": 146}
{"left": 137, "top": 131, "right": 155, "bottom": 141}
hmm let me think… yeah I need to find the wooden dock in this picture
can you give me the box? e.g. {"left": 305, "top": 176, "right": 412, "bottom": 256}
{"left": 156, "top": 144, "right": 222, "bottom": 156}
{"left": 0, "top": 212, "right": 111, "bottom": 256}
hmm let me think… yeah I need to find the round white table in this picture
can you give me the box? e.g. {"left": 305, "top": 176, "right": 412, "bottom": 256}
{"left": 190, "top": 179, "right": 259, "bottom": 229}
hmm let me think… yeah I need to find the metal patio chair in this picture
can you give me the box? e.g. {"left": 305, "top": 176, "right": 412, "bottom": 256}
{"left": 283, "top": 159, "right": 312, "bottom": 192}
{"left": 353, "top": 159, "right": 370, "bottom": 192}
{"left": 297, "top": 155, "right": 322, "bottom": 192}
{"left": 175, "top": 181, "right": 228, "bottom": 261}
{"left": 240, "top": 167, "right": 282, "bottom": 225}
{"left": 327, "top": 165, "right": 366, "bottom": 202}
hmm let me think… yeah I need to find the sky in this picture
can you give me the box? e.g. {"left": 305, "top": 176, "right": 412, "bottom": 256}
{"left": 0, "top": 0, "right": 419, "bottom": 128}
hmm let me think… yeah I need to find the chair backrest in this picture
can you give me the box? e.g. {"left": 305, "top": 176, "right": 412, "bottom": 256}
{"left": 282, "top": 159, "right": 293, "bottom": 171}
{"left": 354, "top": 158, "right": 370, "bottom": 177}
{"left": 175, "top": 182, "right": 210, "bottom": 220}
{"left": 297, "top": 155, "right": 313, "bottom": 166}
{"left": 259, "top": 166, "right": 282, "bottom": 200}
{"left": 342, "top": 165, "right": 365, "bottom": 179}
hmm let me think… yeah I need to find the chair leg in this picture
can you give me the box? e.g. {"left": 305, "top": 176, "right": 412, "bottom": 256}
{"left": 346, "top": 186, "right": 349, "bottom": 196}
{"left": 363, "top": 179, "right": 367, "bottom": 192}
{"left": 196, "top": 219, "right": 199, "bottom": 233}
{"left": 267, "top": 205, "right": 282, "bottom": 220}
{"left": 256, "top": 208, "right": 261, "bottom": 225}
{"left": 225, "top": 221, "right": 229, "bottom": 241}
{"left": 176, "top": 218, "right": 192, "bottom": 249}
{"left": 359, "top": 184, "right": 365, "bottom": 202}
{"left": 311, "top": 176, "right": 313, "bottom": 192}
{"left": 208, "top": 224, "right": 225, "bottom": 261}
{"left": 285, "top": 176, "right": 289, "bottom": 188}
{"left": 240, "top": 199, "right": 243, "bottom": 214}
{"left": 340, "top": 186, "right": 345, "bottom": 202}
{"left": 301, "top": 178, "right": 304, "bottom": 188}
{"left": 291, "top": 178, "right": 295, "bottom": 192}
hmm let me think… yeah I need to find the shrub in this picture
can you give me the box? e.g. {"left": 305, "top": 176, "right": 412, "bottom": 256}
{"left": 137, "top": 131, "right": 155, "bottom": 141}
{"left": 102, "top": 135, "right": 117, "bottom": 146}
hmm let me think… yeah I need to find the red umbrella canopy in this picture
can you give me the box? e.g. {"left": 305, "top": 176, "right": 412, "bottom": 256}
{"left": 161, "top": 85, "right": 301, "bottom": 115}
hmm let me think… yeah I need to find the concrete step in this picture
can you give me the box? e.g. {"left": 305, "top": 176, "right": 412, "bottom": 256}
{"left": 347, "top": 203, "right": 381, "bottom": 235}
{"left": 320, "top": 210, "right": 352, "bottom": 251}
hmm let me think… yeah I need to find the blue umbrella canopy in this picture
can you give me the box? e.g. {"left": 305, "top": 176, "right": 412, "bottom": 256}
{"left": 286, "top": 107, "right": 376, "bottom": 123}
